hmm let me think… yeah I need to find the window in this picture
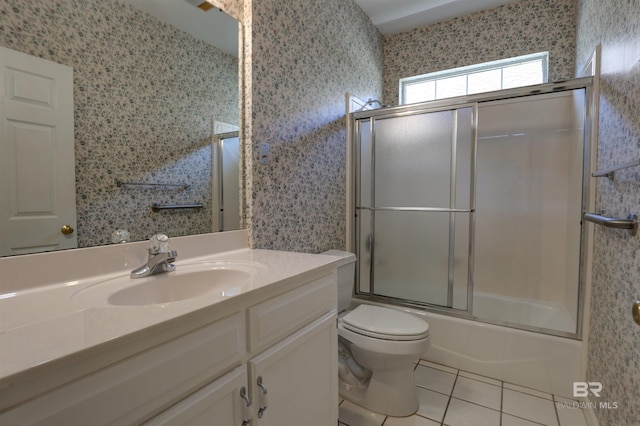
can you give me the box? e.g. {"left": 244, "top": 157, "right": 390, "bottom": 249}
{"left": 400, "top": 52, "right": 549, "bottom": 105}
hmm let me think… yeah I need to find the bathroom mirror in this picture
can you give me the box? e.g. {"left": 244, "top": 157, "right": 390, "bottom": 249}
{"left": 0, "top": 0, "right": 242, "bottom": 257}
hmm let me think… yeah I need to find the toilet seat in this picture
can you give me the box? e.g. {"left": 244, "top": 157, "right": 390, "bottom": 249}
{"left": 342, "top": 305, "right": 430, "bottom": 341}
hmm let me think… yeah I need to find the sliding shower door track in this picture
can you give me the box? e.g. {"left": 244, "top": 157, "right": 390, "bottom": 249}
{"left": 353, "top": 293, "right": 582, "bottom": 340}
{"left": 356, "top": 207, "right": 474, "bottom": 213}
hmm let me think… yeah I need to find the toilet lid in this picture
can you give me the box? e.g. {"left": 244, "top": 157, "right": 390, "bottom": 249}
{"left": 342, "top": 305, "right": 430, "bottom": 341}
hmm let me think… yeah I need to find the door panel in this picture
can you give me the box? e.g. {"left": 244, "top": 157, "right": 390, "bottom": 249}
{"left": 144, "top": 367, "right": 248, "bottom": 426}
{"left": 249, "top": 313, "right": 338, "bottom": 426}
{"left": 0, "top": 46, "right": 76, "bottom": 256}
{"left": 357, "top": 106, "right": 473, "bottom": 310}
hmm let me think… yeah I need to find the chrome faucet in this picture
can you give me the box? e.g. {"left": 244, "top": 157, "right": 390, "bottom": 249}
{"left": 130, "top": 234, "right": 177, "bottom": 279}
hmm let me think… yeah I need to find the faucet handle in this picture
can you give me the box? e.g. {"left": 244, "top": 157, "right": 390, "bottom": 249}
{"left": 149, "top": 233, "right": 170, "bottom": 254}
{"left": 165, "top": 250, "right": 178, "bottom": 264}
{"left": 111, "top": 229, "right": 130, "bottom": 244}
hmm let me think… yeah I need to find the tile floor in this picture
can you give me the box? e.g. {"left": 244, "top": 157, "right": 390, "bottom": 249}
{"left": 338, "top": 360, "right": 590, "bottom": 426}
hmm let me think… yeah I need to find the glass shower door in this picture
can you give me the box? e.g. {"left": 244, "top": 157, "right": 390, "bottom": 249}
{"left": 472, "top": 89, "right": 586, "bottom": 333}
{"left": 357, "top": 106, "right": 474, "bottom": 311}
{"left": 353, "top": 81, "right": 590, "bottom": 337}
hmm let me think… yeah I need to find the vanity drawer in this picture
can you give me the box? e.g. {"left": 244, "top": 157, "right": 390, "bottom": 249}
{"left": 248, "top": 272, "right": 336, "bottom": 353}
{"left": 0, "top": 312, "right": 245, "bottom": 425}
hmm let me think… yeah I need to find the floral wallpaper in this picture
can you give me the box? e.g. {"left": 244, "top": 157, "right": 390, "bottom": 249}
{"left": 383, "top": 0, "right": 577, "bottom": 106}
{"left": 0, "top": 0, "right": 238, "bottom": 248}
{"left": 575, "top": 0, "right": 640, "bottom": 424}
{"left": 246, "top": 0, "right": 383, "bottom": 252}
{"left": 242, "top": 0, "right": 580, "bottom": 256}
{"left": 209, "top": 0, "right": 242, "bottom": 21}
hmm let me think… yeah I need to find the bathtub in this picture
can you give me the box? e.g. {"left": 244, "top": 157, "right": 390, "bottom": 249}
{"left": 472, "top": 291, "right": 577, "bottom": 334}
{"left": 358, "top": 299, "right": 584, "bottom": 398}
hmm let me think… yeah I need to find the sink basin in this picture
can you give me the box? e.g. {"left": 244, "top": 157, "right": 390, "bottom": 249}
{"left": 70, "top": 261, "right": 265, "bottom": 306}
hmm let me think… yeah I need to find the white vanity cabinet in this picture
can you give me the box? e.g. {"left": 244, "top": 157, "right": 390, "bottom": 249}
{"left": 0, "top": 313, "right": 247, "bottom": 425}
{"left": 147, "top": 271, "right": 338, "bottom": 426}
{"left": 144, "top": 367, "right": 251, "bottom": 425}
{"left": 148, "top": 313, "right": 337, "bottom": 426}
{"left": 248, "top": 312, "right": 337, "bottom": 426}
{"left": 0, "top": 269, "right": 338, "bottom": 425}
{"left": 245, "top": 272, "right": 338, "bottom": 425}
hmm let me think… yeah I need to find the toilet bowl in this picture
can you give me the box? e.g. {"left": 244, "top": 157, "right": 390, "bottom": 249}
{"left": 323, "top": 250, "right": 431, "bottom": 417}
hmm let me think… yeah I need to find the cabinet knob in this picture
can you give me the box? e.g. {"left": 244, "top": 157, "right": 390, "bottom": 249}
{"left": 257, "top": 376, "right": 269, "bottom": 418}
{"left": 61, "top": 225, "right": 74, "bottom": 235}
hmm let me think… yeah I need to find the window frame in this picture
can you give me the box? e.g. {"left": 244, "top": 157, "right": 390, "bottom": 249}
{"left": 399, "top": 52, "right": 549, "bottom": 105}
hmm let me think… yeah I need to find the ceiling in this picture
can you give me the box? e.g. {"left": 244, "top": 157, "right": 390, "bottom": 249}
{"left": 123, "top": 0, "right": 239, "bottom": 57}
{"left": 354, "top": 0, "right": 517, "bottom": 35}
{"left": 123, "top": 0, "right": 519, "bottom": 57}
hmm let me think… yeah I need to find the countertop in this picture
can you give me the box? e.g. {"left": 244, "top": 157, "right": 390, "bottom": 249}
{"left": 0, "top": 243, "right": 340, "bottom": 395}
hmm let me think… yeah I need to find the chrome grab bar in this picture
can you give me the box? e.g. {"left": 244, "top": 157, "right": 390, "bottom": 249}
{"left": 583, "top": 212, "right": 638, "bottom": 236}
{"left": 116, "top": 179, "right": 189, "bottom": 190}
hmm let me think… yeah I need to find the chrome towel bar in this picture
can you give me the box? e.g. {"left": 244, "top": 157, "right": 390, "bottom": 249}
{"left": 151, "top": 203, "right": 203, "bottom": 212}
{"left": 583, "top": 212, "right": 638, "bottom": 236}
{"left": 592, "top": 158, "right": 640, "bottom": 180}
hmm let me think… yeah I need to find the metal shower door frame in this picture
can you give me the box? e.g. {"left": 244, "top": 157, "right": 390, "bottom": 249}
{"left": 351, "top": 77, "right": 593, "bottom": 340}
{"left": 354, "top": 103, "right": 477, "bottom": 315}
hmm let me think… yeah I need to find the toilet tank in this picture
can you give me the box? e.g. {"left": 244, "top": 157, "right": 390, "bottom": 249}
{"left": 322, "top": 250, "right": 356, "bottom": 312}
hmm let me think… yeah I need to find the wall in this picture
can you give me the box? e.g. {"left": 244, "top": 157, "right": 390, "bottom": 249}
{"left": 575, "top": 1, "right": 640, "bottom": 424}
{"left": 0, "top": 0, "right": 238, "bottom": 247}
{"left": 246, "top": 0, "right": 383, "bottom": 252}
{"left": 383, "top": 0, "right": 577, "bottom": 106}
{"left": 209, "top": 0, "right": 243, "bottom": 21}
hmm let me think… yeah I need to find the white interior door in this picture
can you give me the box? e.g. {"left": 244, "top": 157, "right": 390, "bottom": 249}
{"left": 212, "top": 131, "right": 241, "bottom": 232}
{"left": 221, "top": 134, "right": 240, "bottom": 231}
{"left": 0, "top": 46, "right": 76, "bottom": 256}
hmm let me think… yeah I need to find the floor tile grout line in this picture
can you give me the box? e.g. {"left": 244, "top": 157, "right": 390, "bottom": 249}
{"left": 501, "top": 385, "right": 557, "bottom": 426}
{"left": 458, "top": 369, "right": 503, "bottom": 386}
{"left": 502, "top": 412, "right": 549, "bottom": 426}
{"left": 499, "top": 379, "right": 503, "bottom": 426}
{"left": 340, "top": 359, "right": 576, "bottom": 426}
{"left": 552, "top": 394, "right": 562, "bottom": 426}
{"left": 455, "top": 373, "right": 503, "bottom": 390}
{"left": 504, "top": 386, "right": 556, "bottom": 403}
{"left": 417, "top": 370, "right": 502, "bottom": 406}
{"left": 449, "top": 395, "right": 503, "bottom": 413}
{"left": 503, "top": 382, "right": 554, "bottom": 399}
{"left": 416, "top": 383, "right": 456, "bottom": 398}
{"left": 418, "top": 359, "right": 458, "bottom": 373}
{"left": 416, "top": 363, "right": 457, "bottom": 376}
{"left": 341, "top": 388, "right": 553, "bottom": 426}
{"left": 438, "top": 369, "right": 460, "bottom": 425}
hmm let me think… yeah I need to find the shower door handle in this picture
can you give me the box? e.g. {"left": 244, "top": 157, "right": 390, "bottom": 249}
{"left": 366, "top": 234, "right": 373, "bottom": 252}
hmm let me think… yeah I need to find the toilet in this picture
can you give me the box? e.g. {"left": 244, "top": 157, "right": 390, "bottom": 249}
{"left": 323, "top": 250, "right": 431, "bottom": 417}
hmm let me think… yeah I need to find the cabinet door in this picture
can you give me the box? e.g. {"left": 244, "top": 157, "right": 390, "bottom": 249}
{"left": 0, "top": 313, "right": 245, "bottom": 425}
{"left": 145, "top": 367, "right": 251, "bottom": 426}
{"left": 249, "top": 312, "right": 338, "bottom": 426}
